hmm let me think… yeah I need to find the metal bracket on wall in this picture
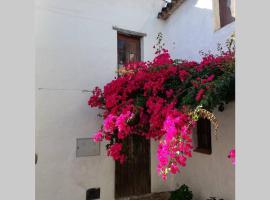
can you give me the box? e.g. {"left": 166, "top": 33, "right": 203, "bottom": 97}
{"left": 35, "top": 153, "right": 38, "bottom": 164}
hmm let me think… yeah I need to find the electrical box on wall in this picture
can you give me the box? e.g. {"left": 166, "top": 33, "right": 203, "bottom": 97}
{"left": 76, "top": 138, "right": 100, "bottom": 157}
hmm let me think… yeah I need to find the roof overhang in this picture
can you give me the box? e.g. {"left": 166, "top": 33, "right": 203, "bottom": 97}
{"left": 157, "top": 0, "right": 186, "bottom": 20}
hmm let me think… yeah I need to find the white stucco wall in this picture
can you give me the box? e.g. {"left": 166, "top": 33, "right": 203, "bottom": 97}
{"left": 35, "top": 0, "right": 235, "bottom": 200}
{"left": 150, "top": 1, "right": 235, "bottom": 200}
{"left": 35, "top": 1, "right": 165, "bottom": 200}
{"left": 163, "top": 0, "right": 235, "bottom": 61}
{"left": 151, "top": 103, "right": 235, "bottom": 200}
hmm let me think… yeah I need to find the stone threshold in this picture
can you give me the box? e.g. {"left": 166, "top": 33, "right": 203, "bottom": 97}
{"left": 116, "top": 192, "right": 171, "bottom": 200}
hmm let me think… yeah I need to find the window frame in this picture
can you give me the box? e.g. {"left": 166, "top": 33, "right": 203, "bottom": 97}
{"left": 213, "top": 0, "right": 235, "bottom": 31}
{"left": 193, "top": 118, "right": 212, "bottom": 155}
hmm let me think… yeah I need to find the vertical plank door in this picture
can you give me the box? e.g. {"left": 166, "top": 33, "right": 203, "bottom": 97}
{"left": 115, "top": 33, "right": 151, "bottom": 198}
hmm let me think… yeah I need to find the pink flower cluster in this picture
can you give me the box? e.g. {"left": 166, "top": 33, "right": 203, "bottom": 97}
{"left": 152, "top": 49, "right": 173, "bottom": 67}
{"left": 88, "top": 48, "right": 235, "bottom": 179}
{"left": 116, "top": 111, "right": 132, "bottom": 139}
{"left": 102, "top": 111, "right": 133, "bottom": 141}
{"left": 196, "top": 89, "right": 205, "bottom": 102}
{"left": 88, "top": 87, "right": 103, "bottom": 108}
{"left": 92, "top": 130, "right": 103, "bottom": 142}
{"left": 228, "top": 148, "right": 235, "bottom": 165}
{"left": 107, "top": 143, "right": 125, "bottom": 164}
{"left": 157, "top": 109, "right": 194, "bottom": 180}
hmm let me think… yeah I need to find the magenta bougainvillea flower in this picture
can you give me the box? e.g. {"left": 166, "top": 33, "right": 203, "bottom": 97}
{"left": 196, "top": 89, "right": 205, "bottom": 102}
{"left": 228, "top": 148, "right": 235, "bottom": 165}
{"left": 88, "top": 45, "right": 235, "bottom": 180}
{"left": 92, "top": 130, "right": 103, "bottom": 142}
{"left": 107, "top": 143, "right": 125, "bottom": 164}
{"left": 156, "top": 110, "right": 194, "bottom": 180}
{"left": 103, "top": 114, "right": 117, "bottom": 133}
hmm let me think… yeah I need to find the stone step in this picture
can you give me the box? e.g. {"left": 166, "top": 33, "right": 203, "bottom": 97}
{"left": 116, "top": 192, "right": 171, "bottom": 200}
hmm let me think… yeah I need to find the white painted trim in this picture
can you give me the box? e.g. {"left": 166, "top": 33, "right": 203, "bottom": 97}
{"left": 213, "top": 0, "right": 221, "bottom": 31}
{"left": 112, "top": 26, "right": 147, "bottom": 37}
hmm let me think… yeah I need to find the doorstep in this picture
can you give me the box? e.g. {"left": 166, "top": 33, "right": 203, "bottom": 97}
{"left": 116, "top": 192, "right": 171, "bottom": 200}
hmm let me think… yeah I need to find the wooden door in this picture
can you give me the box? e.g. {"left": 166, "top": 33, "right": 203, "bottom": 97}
{"left": 115, "top": 33, "right": 151, "bottom": 198}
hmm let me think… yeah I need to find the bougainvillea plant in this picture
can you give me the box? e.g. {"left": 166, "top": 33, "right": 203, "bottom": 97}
{"left": 228, "top": 148, "right": 235, "bottom": 165}
{"left": 88, "top": 33, "right": 235, "bottom": 180}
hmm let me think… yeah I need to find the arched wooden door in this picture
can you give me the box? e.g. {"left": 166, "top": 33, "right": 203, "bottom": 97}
{"left": 115, "top": 33, "right": 151, "bottom": 198}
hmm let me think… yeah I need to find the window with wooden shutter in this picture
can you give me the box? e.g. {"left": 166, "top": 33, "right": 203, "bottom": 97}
{"left": 194, "top": 118, "right": 212, "bottom": 154}
{"left": 213, "top": 0, "right": 235, "bottom": 30}
{"left": 219, "top": 0, "right": 235, "bottom": 27}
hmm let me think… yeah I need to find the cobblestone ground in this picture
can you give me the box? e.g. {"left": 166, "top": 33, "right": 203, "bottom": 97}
{"left": 117, "top": 192, "right": 171, "bottom": 200}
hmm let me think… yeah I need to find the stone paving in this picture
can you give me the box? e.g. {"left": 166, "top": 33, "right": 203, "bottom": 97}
{"left": 116, "top": 192, "right": 171, "bottom": 200}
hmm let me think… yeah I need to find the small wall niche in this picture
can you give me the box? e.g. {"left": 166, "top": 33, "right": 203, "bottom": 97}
{"left": 86, "top": 188, "right": 100, "bottom": 200}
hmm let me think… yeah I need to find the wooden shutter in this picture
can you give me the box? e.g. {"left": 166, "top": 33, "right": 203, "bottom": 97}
{"left": 219, "top": 0, "right": 235, "bottom": 28}
{"left": 195, "top": 118, "right": 212, "bottom": 154}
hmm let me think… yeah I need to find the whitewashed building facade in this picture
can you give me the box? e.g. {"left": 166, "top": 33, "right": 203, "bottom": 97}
{"left": 35, "top": 0, "right": 235, "bottom": 199}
